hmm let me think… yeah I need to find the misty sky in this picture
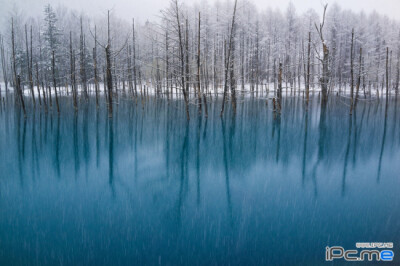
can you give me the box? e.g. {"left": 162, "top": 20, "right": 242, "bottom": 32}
{"left": 0, "top": 0, "right": 399, "bottom": 25}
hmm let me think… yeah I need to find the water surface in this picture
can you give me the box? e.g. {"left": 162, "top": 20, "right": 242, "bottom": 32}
{"left": 0, "top": 95, "right": 399, "bottom": 265}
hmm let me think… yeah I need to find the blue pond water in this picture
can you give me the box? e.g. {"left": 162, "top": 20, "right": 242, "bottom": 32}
{"left": 0, "top": 95, "right": 399, "bottom": 265}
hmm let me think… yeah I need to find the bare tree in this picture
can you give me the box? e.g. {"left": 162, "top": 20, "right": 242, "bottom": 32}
{"left": 0, "top": 35, "right": 8, "bottom": 95}
{"left": 25, "top": 25, "right": 35, "bottom": 105}
{"left": 314, "top": 4, "right": 329, "bottom": 104}
{"left": 220, "top": 0, "right": 238, "bottom": 117}
{"left": 354, "top": 47, "right": 362, "bottom": 110}
{"left": 306, "top": 32, "right": 311, "bottom": 105}
{"left": 93, "top": 26, "right": 99, "bottom": 108}
{"left": 52, "top": 50, "right": 60, "bottom": 113}
{"left": 350, "top": 28, "right": 354, "bottom": 114}
{"left": 11, "top": 18, "right": 26, "bottom": 116}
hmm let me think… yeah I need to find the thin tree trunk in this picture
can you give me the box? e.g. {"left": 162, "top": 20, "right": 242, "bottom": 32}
{"left": 12, "top": 18, "right": 26, "bottom": 116}
{"left": 174, "top": 0, "right": 190, "bottom": 120}
{"left": 52, "top": 50, "right": 60, "bottom": 114}
{"left": 386, "top": 47, "right": 389, "bottom": 100}
{"left": 0, "top": 35, "right": 7, "bottom": 97}
{"left": 25, "top": 25, "right": 35, "bottom": 106}
{"left": 70, "top": 32, "right": 77, "bottom": 111}
{"left": 93, "top": 26, "right": 99, "bottom": 108}
{"left": 35, "top": 62, "right": 42, "bottom": 106}
{"left": 306, "top": 32, "right": 311, "bottom": 105}
{"left": 354, "top": 47, "right": 362, "bottom": 110}
{"left": 132, "top": 18, "right": 137, "bottom": 97}
{"left": 278, "top": 62, "right": 283, "bottom": 111}
{"left": 220, "top": 0, "right": 238, "bottom": 117}
{"left": 106, "top": 10, "right": 113, "bottom": 116}
{"left": 350, "top": 28, "right": 354, "bottom": 114}
{"left": 80, "top": 17, "right": 88, "bottom": 99}
{"left": 197, "top": 12, "right": 202, "bottom": 115}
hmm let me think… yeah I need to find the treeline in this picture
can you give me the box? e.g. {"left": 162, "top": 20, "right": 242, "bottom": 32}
{"left": 0, "top": 0, "right": 399, "bottom": 118}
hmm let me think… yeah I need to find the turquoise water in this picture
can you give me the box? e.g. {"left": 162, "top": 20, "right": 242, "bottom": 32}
{"left": 0, "top": 95, "right": 399, "bottom": 265}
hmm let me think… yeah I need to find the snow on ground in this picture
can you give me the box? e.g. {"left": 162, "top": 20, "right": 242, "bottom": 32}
{"left": 0, "top": 82, "right": 398, "bottom": 100}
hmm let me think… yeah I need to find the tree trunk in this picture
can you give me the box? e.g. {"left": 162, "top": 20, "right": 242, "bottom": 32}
{"left": 278, "top": 62, "right": 283, "bottom": 111}
{"left": 220, "top": 0, "right": 238, "bottom": 117}
{"left": 174, "top": 0, "right": 190, "bottom": 120}
{"left": 12, "top": 18, "right": 26, "bottom": 116}
{"left": 306, "top": 32, "right": 311, "bottom": 104}
{"left": 93, "top": 26, "right": 99, "bottom": 108}
{"left": 80, "top": 17, "right": 88, "bottom": 99}
{"left": 197, "top": 13, "right": 202, "bottom": 115}
{"left": 106, "top": 45, "right": 113, "bottom": 116}
{"left": 354, "top": 47, "right": 362, "bottom": 110}
{"left": 386, "top": 47, "right": 389, "bottom": 101}
{"left": 25, "top": 25, "right": 35, "bottom": 106}
{"left": 0, "top": 35, "right": 8, "bottom": 93}
{"left": 132, "top": 19, "right": 138, "bottom": 97}
{"left": 70, "top": 32, "right": 77, "bottom": 111}
{"left": 52, "top": 50, "right": 60, "bottom": 114}
{"left": 35, "top": 62, "right": 42, "bottom": 106}
{"left": 350, "top": 28, "right": 354, "bottom": 114}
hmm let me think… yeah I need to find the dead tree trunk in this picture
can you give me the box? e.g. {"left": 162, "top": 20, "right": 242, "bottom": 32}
{"left": 25, "top": 25, "right": 35, "bottom": 106}
{"left": 306, "top": 32, "right": 311, "bottom": 105}
{"left": 350, "top": 28, "right": 354, "bottom": 114}
{"left": 80, "top": 17, "right": 88, "bottom": 100}
{"left": 93, "top": 26, "right": 99, "bottom": 108}
{"left": 165, "top": 26, "right": 170, "bottom": 98}
{"left": 386, "top": 47, "right": 389, "bottom": 100}
{"left": 52, "top": 50, "right": 60, "bottom": 114}
{"left": 230, "top": 24, "right": 237, "bottom": 113}
{"left": 315, "top": 4, "right": 329, "bottom": 105}
{"left": 277, "top": 62, "right": 283, "bottom": 111}
{"left": 0, "top": 35, "right": 8, "bottom": 95}
{"left": 185, "top": 18, "right": 190, "bottom": 97}
{"left": 38, "top": 31, "right": 47, "bottom": 107}
{"left": 354, "top": 47, "right": 362, "bottom": 110}
{"left": 70, "top": 32, "right": 77, "bottom": 111}
{"left": 127, "top": 45, "right": 133, "bottom": 96}
{"left": 132, "top": 19, "right": 137, "bottom": 97}
{"left": 220, "top": 0, "right": 238, "bottom": 117}
{"left": 396, "top": 31, "right": 400, "bottom": 94}
{"left": 396, "top": 48, "right": 400, "bottom": 94}
{"left": 35, "top": 62, "right": 42, "bottom": 106}
{"left": 197, "top": 12, "right": 202, "bottom": 115}
{"left": 174, "top": 0, "right": 190, "bottom": 120}
{"left": 12, "top": 18, "right": 26, "bottom": 116}
{"left": 106, "top": 11, "right": 113, "bottom": 116}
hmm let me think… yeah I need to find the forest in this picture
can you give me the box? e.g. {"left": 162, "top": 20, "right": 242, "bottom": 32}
{"left": 1, "top": 1, "right": 400, "bottom": 265}
{"left": 0, "top": 0, "right": 399, "bottom": 118}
